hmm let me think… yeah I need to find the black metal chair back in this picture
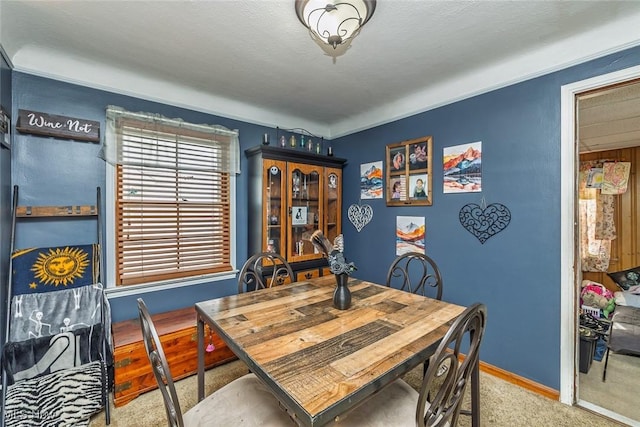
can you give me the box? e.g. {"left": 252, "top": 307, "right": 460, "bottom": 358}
{"left": 386, "top": 252, "right": 443, "bottom": 300}
{"left": 137, "top": 298, "right": 185, "bottom": 427}
{"left": 238, "top": 252, "right": 294, "bottom": 293}
{"left": 417, "top": 302, "right": 487, "bottom": 427}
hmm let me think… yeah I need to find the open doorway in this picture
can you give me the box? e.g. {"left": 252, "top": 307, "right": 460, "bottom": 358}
{"left": 560, "top": 65, "right": 640, "bottom": 426}
{"left": 577, "top": 81, "right": 640, "bottom": 422}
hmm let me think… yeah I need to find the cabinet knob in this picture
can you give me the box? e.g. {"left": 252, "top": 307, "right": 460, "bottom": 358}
{"left": 305, "top": 273, "right": 312, "bottom": 279}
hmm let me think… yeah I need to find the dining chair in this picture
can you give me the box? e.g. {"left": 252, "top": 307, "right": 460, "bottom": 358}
{"left": 136, "top": 298, "right": 294, "bottom": 427}
{"left": 330, "top": 302, "right": 487, "bottom": 427}
{"left": 238, "top": 252, "right": 295, "bottom": 293}
{"left": 386, "top": 252, "right": 443, "bottom": 300}
{"left": 386, "top": 252, "right": 445, "bottom": 377}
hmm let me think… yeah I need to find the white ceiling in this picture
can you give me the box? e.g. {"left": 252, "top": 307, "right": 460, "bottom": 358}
{"left": 2, "top": 1, "right": 640, "bottom": 139}
{"left": 578, "top": 80, "right": 640, "bottom": 153}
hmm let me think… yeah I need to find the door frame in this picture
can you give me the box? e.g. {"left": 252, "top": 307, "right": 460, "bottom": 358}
{"left": 560, "top": 64, "right": 640, "bottom": 408}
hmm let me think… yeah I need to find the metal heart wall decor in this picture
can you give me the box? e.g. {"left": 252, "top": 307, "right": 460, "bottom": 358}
{"left": 348, "top": 203, "right": 373, "bottom": 233}
{"left": 459, "top": 202, "right": 511, "bottom": 244}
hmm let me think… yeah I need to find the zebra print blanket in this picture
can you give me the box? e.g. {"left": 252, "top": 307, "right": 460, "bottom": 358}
{"left": 4, "top": 361, "right": 104, "bottom": 427}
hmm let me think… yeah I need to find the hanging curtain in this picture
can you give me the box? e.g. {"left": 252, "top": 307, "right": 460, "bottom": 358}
{"left": 579, "top": 161, "right": 616, "bottom": 272}
{"left": 101, "top": 105, "right": 241, "bottom": 174}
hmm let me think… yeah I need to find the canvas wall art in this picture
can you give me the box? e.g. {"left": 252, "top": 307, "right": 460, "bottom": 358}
{"left": 360, "top": 161, "right": 383, "bottom": 199}
{"left": 396, "top": 216, "right": 425, "bottom": 255}
{"left": 443, "top": 141, "right": 482, "bottom": 193}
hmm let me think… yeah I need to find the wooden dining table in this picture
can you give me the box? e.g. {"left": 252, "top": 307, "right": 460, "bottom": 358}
{"left": 196, "top": 275, "right": 475, "bottom": 426}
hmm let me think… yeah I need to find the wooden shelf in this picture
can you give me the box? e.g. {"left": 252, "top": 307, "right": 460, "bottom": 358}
{"left": 15, "top": 205, "right": 98, "bottom": 217}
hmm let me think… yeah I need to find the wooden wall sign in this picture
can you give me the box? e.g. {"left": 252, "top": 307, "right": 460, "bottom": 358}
{"left": 16, "top": 109, "right": 100, "bottom": 143}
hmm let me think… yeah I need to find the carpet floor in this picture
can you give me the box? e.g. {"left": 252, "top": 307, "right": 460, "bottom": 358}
{"left": 89, "top": 360, "right": 624, "bottom": 426}
{"left": 579, "top": 351, "right": 640, "bottom": 422}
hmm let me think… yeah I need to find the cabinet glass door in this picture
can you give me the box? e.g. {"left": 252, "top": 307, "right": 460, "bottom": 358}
{"left": 325, "top": 167, "right": 342, "bottom": 245}
{"left": 288, "top": 163, "right": 323, "bottom": 262}
{"left": 264, "top": 160, "right": 286, "bottom": 256}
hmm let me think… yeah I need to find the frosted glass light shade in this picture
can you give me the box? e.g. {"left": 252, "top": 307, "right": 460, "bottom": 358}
{"left": 295, "top": 0, "right": 376, "bottom": 53}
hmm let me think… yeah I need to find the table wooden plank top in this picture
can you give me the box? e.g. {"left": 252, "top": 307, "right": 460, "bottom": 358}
{"left": 196, "top": 275, "right": 466, "bottom": 426}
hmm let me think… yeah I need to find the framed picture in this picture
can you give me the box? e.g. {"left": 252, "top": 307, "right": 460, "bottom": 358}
{"left": 396, "top": 216, "right": 425, "bottom": 255}
{"left": 443, "top": 141, "right": 482, "bottom": 193}
{"left": 0, "top": 108, "right": 10, "bottom": 149}
{"left": 388, "top": 176, "right": 406, "bottom": 201}
{"left": 291, "top": 206, "right": 308, "bottom": 225}
{"left": 360, "top": 161, "right": 383, "bottom": 199}
{"left": 386, "top": 136, "right": 433, "bottom": 206}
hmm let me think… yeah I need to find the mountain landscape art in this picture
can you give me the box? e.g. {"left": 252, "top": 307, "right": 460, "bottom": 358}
{"left": 396, "top": 216, "right": 425, "bottom": 255}
{"left": 360, "top": 161, "right": 383, "bottom": 199}
{"left": 443, "top": 141, "right": 482, "bottom": 193}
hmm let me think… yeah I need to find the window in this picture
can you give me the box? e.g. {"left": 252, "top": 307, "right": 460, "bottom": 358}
{"left": 105, "top": 107, "right": 239, "bottom": 287}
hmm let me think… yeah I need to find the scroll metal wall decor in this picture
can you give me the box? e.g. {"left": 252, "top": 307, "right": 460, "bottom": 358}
{"left": 348, "top": 202, "right": 373, "bottom": 232}
{"left": 17, "top": 109, "right": 100, "bottom": 143}
{"left": 459, "top": 201, "right": 511, "bottom": 244}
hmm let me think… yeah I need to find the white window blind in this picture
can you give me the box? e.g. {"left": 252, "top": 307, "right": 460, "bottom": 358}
{"left": 106, "top": 108, "right": 238, "bottom": 286}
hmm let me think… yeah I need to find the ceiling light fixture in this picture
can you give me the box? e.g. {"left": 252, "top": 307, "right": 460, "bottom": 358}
{"left": 295, "top": 0, "right": 376, "bottom": 60}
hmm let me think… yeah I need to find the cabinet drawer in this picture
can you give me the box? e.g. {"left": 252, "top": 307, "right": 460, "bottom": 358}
{"left": 266, "top": 274, "right": 292, "bottom": 288}
{"left": 297, "top": 268, "right": 321, "bottom": 281}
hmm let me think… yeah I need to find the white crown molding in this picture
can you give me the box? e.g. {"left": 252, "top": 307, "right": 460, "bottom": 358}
{"left": 7, "top": 9, "right": 640, "bottom": 139}
{"left": 329, "top": 12, "right": 640, "bottom": 138}
{"left": 11, "top": 47, "right": 329, "bottom": 138}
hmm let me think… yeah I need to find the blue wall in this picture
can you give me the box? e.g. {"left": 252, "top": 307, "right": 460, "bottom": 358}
{"left": 8, "top": 44, "right": 640, "bottom": 391}
{"left": 335, "top": 45, "right": 640, "bottom": 389}
{"left": 10, "top": 72, "right": 279, "bottom": 325}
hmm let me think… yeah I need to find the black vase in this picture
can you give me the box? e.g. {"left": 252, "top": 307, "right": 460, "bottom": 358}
{"left": 333, "top": 273, "right": 351, "bottom": 310}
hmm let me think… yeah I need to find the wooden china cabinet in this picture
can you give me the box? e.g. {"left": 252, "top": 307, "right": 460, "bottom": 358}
{"left": 246, "top": 145, "right": 346, "bottom": 280}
